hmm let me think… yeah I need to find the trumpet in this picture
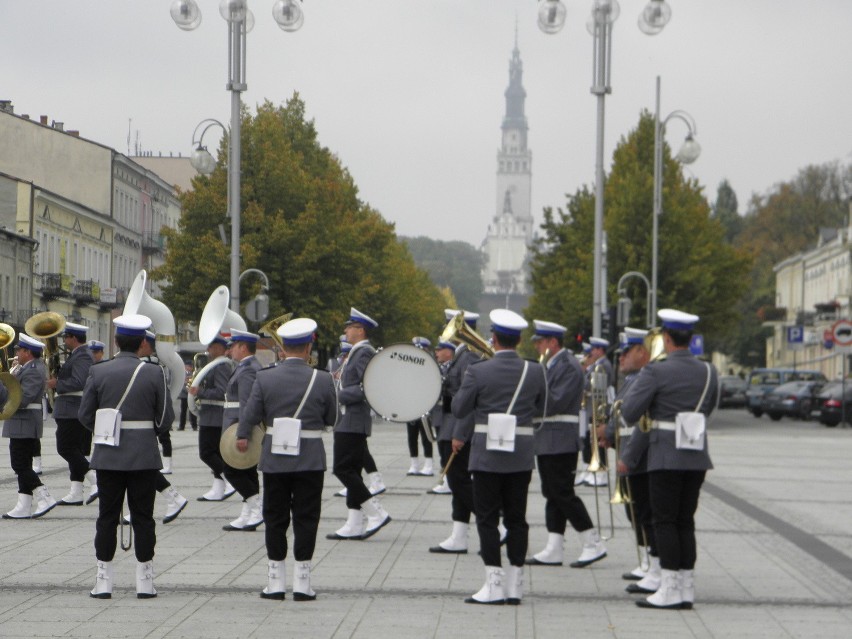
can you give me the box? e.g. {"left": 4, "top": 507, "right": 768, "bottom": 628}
{"left": 0, "top": 323, "right": 23, "bottom": 420}
{"left": 25, "top": 311, "right": 66, "bottom": 408}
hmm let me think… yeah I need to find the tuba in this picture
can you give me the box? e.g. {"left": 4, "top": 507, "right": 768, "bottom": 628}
{"left": 124, "top": 270, "right": 187, "bottom": 400}
{"left": 259, "top": 313, "right": 294, "bottom": 351}
{"left": 25, "top": 311, "right": 66, "bottom": 408}
{"left": 638, "top": 327, "right": 667, "bottom": 432}
{"left": 0, "top": 323, "right": 23, "bottom": 420}
{"left": 198, "top": 285, "right": 246, "bottom": 345}
{"left": 440, "top": 312, "right": 494, "bottom": 359}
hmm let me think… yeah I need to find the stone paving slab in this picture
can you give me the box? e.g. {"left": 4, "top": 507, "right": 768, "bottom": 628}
{"left": 0, "top": 411, "right": 850, "bottom": 638}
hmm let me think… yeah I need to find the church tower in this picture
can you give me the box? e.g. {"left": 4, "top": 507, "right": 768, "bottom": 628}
{"left": 481, "top": 34, "right": 533, "bottom": 299}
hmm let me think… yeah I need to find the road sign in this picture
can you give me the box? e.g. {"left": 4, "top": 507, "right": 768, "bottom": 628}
{"left": 786, "top": 325, "right": 804, "bottom": 351}
{"left": 831, "top": 319, "right": 852, "bottom": 348}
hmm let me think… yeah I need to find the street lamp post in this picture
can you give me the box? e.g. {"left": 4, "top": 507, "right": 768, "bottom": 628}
{"left": 171, "top": 0, "right": 304, "bottom": 313}
{"left": 538, "top": 0, "right": 673, "bottom": 337}
{"left": 651, "top": 75, "right": 701, "bottom": 321}
{"left": 616, "top": 271, "right": 652, "bottom": 329}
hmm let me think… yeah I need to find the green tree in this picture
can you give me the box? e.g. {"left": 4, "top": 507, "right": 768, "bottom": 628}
{"left": 401, "top": 236, "right": 484, "bottom": 312}
{"left": 711, "top": 179, "right": 742, "bottom": 243}
{"left": 527, "top": 111, "right": 751, "bottom": 348}
{"left": 153, "top": 96, "right": 444, "bottom": 352}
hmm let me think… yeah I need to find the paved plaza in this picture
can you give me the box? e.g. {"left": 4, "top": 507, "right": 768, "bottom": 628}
{"left": 0, "top": 409, "right": 850, "bottom": 638}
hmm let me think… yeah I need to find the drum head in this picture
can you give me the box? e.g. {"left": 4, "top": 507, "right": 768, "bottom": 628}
{"left": 362, "top": 343, "right": 442, "bottom": 423}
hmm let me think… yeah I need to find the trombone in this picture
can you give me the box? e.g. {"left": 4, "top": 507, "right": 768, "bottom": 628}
{"left": 610, "top": 399, "right": 649, "bottom": 570}
{"left": 587, "top": 361, "right": 615, "bottom": 540}
{"left": 0, "top": 323, "right": 23, "bottom": 420}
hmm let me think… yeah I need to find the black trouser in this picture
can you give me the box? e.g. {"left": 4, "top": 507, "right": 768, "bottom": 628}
{"left": 33, "top": 438, "right": 41, "bottom": 457}
{"left": 94, "top": 469, "right": 158, "bottom": 562}
{"left": 178, "top": 398, "right": 188, "bottom": 430}
{"left": 581, "top": 431, "right": 607, "bottom": 468}
{"left": 444, "top": 440, "right": 474, "bottom": 523}
{"left": 223, "top": 464, "right": 260, "bottom": 500}
{"left": 648, "top": 469, "right": 705, "bottom": 571}
{"left": 158, "top": 429, "right": 172, "bottom": 457}
{"left": 472, "top": 470, "right": 532, "bottom": 567}
{"left": 333, "top": 432, "right": 372, "bottom": 510}
{"left": 198, "top": 426, "right": 224, "bottom": 479}
{"left": 362, "top": 443, "right": 377, "bottom": 474}
{"left": 436, "top": 432, "right": 450, "bottom": 469}
{"left": 55, "top": 417, "right": 91, "bottom": 482}
{"left": 406, "top": 420, "right": 433, "bottom": 458}
{"left": 263, "top": 470, "right": 324, "bottom": 561}
{"left": 155, "top": 472, "right": 171, "bottom": 493}
{"left": 9, "top": 438, "right": 43, "bottom": 494}
{"left": 537, "top": 452, "right": 594, "bottom": 535}
{"left": 625, "top": 473, "right": 656, "bottom": 553}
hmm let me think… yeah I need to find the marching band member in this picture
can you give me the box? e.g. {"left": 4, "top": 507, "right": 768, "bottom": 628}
{"left": 429, "top": 310, "right": 480, "bottom": 551}
{"left": 2, "top": 334, "right": 57, "bottom": 519}
{"left": 527, "top": 320, "right": 606, "bottom": 568}
{"left": 327, "top": 307, "right": 391, "bottom": 541}
{"left": 603, "top": 328, "right": 656, "bottom": 585}
{"left": 221, "top": 329, "right": 264, "bottom": 531}
{"left": 405, "top": 336, "right": 435, "bottom": 477}
{"left": 190, "top": 335, "right": 236, "bottom": 502}
{"left": 88, "top": 340, "right": 106, "bottom": 363}
{"left": 577, "top": 336, "right": 612, "bottom": 487}
{"left": 240, "top": 318, "right": 337, "bottom": 600}
{"left": 80, "top": 314, "right": 174, "bottom": 599}
{"left": 49, "top": 321, "right": 98, "bottom": 506}
{"left": 427, "top": 339, "right": 455, "bottom": 495}
{"left": 452, "top": 309, "right": 547, "bottom": 605}
{"left": 620, "top": 309, "right": 718, "bottom": 610}
{"left": 134, "top": 332, "right": 188, "bottom": 524}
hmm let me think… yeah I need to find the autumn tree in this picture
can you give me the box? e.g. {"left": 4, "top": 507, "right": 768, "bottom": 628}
{"left": 527, "top": 111, "right": 751, "bottom": 349}
{"left": 153, "top": 96, "right": 444, "bottom": 352}
{"left": 402, "top": 236, "right": 484, "bottom": 312}
{"left": 712, "top": 179, "right": 742, "bottom": 243}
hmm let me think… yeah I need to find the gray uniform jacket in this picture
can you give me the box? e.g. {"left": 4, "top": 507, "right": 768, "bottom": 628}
{"left": 440, "top": 345, "right": 479, "bottom": 443}
{"left": 53, "top": 345, "right": 94, "bottom": 419}
{"left": 197, "top": 359, "right": 233, "bottom": 428}
{"left": 606, "top": 372, "right": 648, "bottom": 475}
{"left": 142, "top": 355, "right": 175, "bottom": 430}
{"left": 620, "top": 349, "right": 717, "bottom": 472}
{"left": 241, "top": 358, "right": 337, "bottom": 473}
{"left": 79, "top": 352, "right": 174, "bottom": 471}
{"left": 452, "top": 350, "right": 548, "bottom": 473}
{"left": 534, "top": 348, "right": 583, "bottom": 456}
{"left": 2, "top": 359, "right": 47, "bottom": 439}
{"left": 335, "top": 340, "right": 375, "bottom": 436}
{"left": 222, "top": 355, "right": 262, "bottom": 430}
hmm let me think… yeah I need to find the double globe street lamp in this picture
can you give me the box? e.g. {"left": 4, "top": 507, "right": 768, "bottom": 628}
{"left": 537, "top": 0, "right": 673, "bottom": 337}
{"left": 171, "top": 0, "right": 304, "bottom": 312}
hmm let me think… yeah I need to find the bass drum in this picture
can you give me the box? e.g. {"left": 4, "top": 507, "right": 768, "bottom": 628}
{"left": 362, "top": 343, "right": 442, "bottom": 423}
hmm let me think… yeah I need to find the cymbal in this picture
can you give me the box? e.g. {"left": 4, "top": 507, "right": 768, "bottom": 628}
{"left": 219, "top": 423, "right": 265, "bottom": 469}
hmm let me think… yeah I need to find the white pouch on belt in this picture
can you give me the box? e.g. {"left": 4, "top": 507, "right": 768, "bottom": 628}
{"left": 675, "top": 362, "right": 711, "bottom": 451}
{"left": 271, "top": 417, "right": 302, "bottom": 456}
{"left": 94, "top": 408, "right": 122, "bottom": 447}
{"left": 486, "top": 413, "right": 517, "bottom": 452}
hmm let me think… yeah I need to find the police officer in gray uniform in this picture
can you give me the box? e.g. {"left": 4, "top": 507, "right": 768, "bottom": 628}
{"left": 79, "top": 314, "right": 174, "bottom": 599}
{"left": 429, "top": 310, "right": 480, "bottom": 553}
{"left": 603, "top": 328, "right": 657, "bottom": 585}
{"left": 427, "top": 338, "right": 455, "bottom": 495}
{"left": 2, "top": 334, "right": 57, "bottom": 519}
{"left": 191, "top": 335, "right": 236, "bottom": 501}
{"left": 327, "top": 307, "right": 391, "bottom": 541}
{"left": 241, "top": 318, "right": 337, "bottom": 601}
{"left": 527, "top": 320, "right": 606, "bottom": 568}
{"left": 49, "top": 321, "right": 98, "bottom": 506}
{"left": 221, "top": 329, "right": 264, "bottom": 531}
{"left": 620, "top": 309, "right": 717, "bottom": 611}
{"left": 452, "top": 309, "right": 547, "bottom": 606}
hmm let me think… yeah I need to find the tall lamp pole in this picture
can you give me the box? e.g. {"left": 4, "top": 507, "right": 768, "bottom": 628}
{"left": 538, "top": 0, "right": 673, "bottom": 336}
{"left": 171, "top": 0, "right": 304, "bottom": 312}
{"left": 651, "top": 75, "right": 701, "bottom": 321}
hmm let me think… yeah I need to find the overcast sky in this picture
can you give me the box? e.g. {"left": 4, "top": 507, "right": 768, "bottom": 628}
{"left": 3, "top": 1, "right": 851, "bottom": 245}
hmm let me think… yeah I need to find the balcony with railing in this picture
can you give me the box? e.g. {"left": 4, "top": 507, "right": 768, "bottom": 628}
{"left": 73, "top": 279, "right": 100, "bottom": 304}
{"left": 38, "top": 273, "right": 71, "bottom": 299}
{"left": 142, "top": 233, "right": 166, "bottom": 254}
{"left": 98, "top": 286, "right": 127, "bottom": 310}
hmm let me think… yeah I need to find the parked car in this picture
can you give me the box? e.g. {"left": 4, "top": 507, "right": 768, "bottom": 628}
{"left": 719, "top": 376, "right": 747, "bottom": 408}
{"left": 817, "top": 381, "right": 852, "bottom": 427}
{"left": 746, "top": 368, "right": 827, "bottom": 417}
{"left": 759, "top": 380, "right": 825, "bottom": 421}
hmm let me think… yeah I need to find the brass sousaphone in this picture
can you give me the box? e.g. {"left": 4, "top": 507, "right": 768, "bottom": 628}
{"left": 0, "top": 323, "right": 23, "bottom": 420}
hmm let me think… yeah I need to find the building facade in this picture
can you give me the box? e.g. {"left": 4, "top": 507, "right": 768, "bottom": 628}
{"left": 481, "top": 39, "right": 534, "bottom": 304}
